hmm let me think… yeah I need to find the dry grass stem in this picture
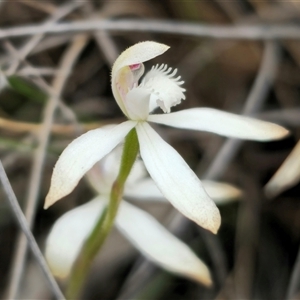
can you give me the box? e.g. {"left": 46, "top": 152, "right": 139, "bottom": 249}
{"left": 0, "top": 116, "right": 122, "bottom": 136}
{"left": 6, "top": 34, "right": 88, "bottom": 299}
{"left": 204, "top": 41, "right": 280, "bottom": 180}
{"left": 5, "top": 1, "right": 83, "bottom": 76}
{"left": 1, "top": 20, "right": 300, "bottom": 40}
{"left": 0, "top": 161, "right": 65, "bottom": 300}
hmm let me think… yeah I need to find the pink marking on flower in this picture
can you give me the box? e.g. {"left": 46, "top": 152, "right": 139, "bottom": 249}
{"left": 129, "top": 63, "right": 141, "bottom": 71}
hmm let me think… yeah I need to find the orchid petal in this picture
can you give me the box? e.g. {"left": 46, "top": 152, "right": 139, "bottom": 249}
{"left": 125, "top": 177, "right": 164, "bottom": 200}
{"left": 125, "top": 87, "right": 150, "bottom": 120}
{"left": 112, "top": 42, "right": 169, "bottom": 75}
{"left": 111, "top": 42, "right": 169, "bottom": 116}
{"left": 149, "top": 93, "right": 160, "bottom": 113}
{"left": 125, "top": 178, "right": 242, "bottom": 205}
{"left": 126, "top": 159, "right": 148, "bottom": 186}
{"left": 87, "top": 154, "right": 147, "bottom": 196}
{"left": 116, "top": 201, "right": 212, "bottom": 286}
{"left": 45, "top": 197, "right": 106, "bottom": 278}
{"left": 201, "top": 180, "right": 242, "bottom": 204}
{"left": 142, "top": 64, "right": 186, "bottom": 113}
{"left": 148, "top": 108, "right": 289, "bottom": 141}
{"left": 136, "top": 122, "right": 221, "bottom": 234}
{"left": 44, "top": 121, "right": 137, "bottom": 208}
{"left": 265, "top": 140, "right": 300, "bottom": 198}
{"left": 86, "top": 152, "right": 121, "bottom": 195}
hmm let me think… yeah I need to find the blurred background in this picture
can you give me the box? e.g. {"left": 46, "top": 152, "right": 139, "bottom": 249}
{"left": 0, "top": 0, "right": 299, "bottom": 299}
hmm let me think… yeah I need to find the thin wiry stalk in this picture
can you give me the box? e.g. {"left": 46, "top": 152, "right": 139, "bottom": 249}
{"left": 232, "top": 173, "right": 262, "bottom": 300}
{"left": 82, "top": 2, "right": 119, "bottom": 66}
{"left": 0, "top": 161, "right": 65, "bottom": 300}
{"left": 258, "top": 108, "right": 300, "bottom": 126}
{"left": 5, "top": 1, "right": 83, "bottom": 76}
{"left": 286, "top": 235, "right": 300, "bottom": 299}
{"left": 31, "top": 35, "right": 75, "bottom": 55}
{"left": 116, "top": 40, "right": 281, "bottom": 300}
{"left": 287, "top": 247, "right": 300, "bottom": 300}
{"left": 0, "top": 116, "right": 123, "bottom": 136}
{"left": 212, "top": 41, "right": 280, "bottom": 299}
{"left": 1, "top": 20, "right": 300, "bottom": 40}
{"left": 18, "top": 0, "right": 59, "bottom": 14}
{"left": 3, "top": 39, "right": 82, "bottom": 128}
{"left": 6, "top": 34, "right": 88, "bottom": 299}
{"left": 16, "top": 66, "right": 58, "bottom": 76}
{"left": 204, "top": 41, "right": 281, "bottom": 180}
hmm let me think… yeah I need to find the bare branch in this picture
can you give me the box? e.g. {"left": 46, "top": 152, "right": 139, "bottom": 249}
{"left": 6, "top": 34, "right": 88, "bottom": 299}
{"left": 0, "top": 161, "right": 65, "bottom": 300}
{"left": 5, "top": 1, "right": 83, "bottom": 76}
{"left": 204, "top": 41, "right": 281, "bottom": 180}
{"left": 1, "top": 20, "right": 300, "bottom": 40}
{"left": 286, "top": 246, "right": 300, "bottom": 300}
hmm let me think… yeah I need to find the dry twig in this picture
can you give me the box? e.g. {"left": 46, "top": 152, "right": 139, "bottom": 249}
{"left": 0, "top": 161, "right": 65, "bottom": 300}
{"left": 6, "top": 34, "right": 88, "bottom": 299}
{"left": 1, "top": 20, "right": 300, "bottom": 40}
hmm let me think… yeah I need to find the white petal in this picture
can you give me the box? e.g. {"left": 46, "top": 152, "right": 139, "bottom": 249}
{"left": 202, "top": 180, "right": 242, "bottom": 204}
{"left": 111, "top": 42, "right": 169, "bottom": 115}
{"left": 265, "top": 140, "right": 300, "bottom": 198}
{"left": 86, "top": 149, "right": 121, "bottom": 195}
{"left": 87, "top": 152, "right": 147, "bottom": 196}
{"left": 45, "top": 121, "right": 137, "bottom": 208}
{"left": 142, "top": 64, "right": 186, "bottom": 113}
{"left": 125, "top": 87, "right": 150, "bottom": 120}
{"left": 116, "top": 201, "right": 212, "bottom": 286}
{"left": 45, "top": 197, "right": 106, "bottom": 278}
{"left": 136, "top": 122, "right": 221, "bottom": 234}
{"left": 125, "top": 178, "right": 242, "bottom": 205}
{"left": 112, "top": 42, "right": 169, "bottom": 74}
{"left": 125, "top": 177, "right": 165, "bottom": 201}
{"left": 149, "top": 93, "right": 160, "bottom": 113}
{"left": 126, "top": 159, "right": 148, "bottom": 186}
{"left": 148, "top": 108, "right": 289, "bottom": 141}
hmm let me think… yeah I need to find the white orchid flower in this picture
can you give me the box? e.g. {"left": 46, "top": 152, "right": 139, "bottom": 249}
{"left": 45, "top": 41, "right": 288, "bottom": 235}
{"left": 45, "top": 146, "right": 241, "bottom": 285}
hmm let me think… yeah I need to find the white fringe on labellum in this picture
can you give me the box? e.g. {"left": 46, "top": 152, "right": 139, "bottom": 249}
{"left": 142, "top": 64, "right": 186, "bottom": 113}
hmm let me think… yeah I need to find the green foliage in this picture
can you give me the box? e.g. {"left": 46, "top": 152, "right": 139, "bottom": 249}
{"left": 7, "top": 76, "right": 47, "bottom": 104}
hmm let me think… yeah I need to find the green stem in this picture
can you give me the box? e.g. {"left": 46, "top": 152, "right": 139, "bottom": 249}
{"left": 66, "top": 128, "right": 139, "bottom": 299}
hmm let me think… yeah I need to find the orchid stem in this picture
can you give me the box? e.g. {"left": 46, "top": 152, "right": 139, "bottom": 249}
{"left": 66, "top": 127, "right": 139, "bottom": 299}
